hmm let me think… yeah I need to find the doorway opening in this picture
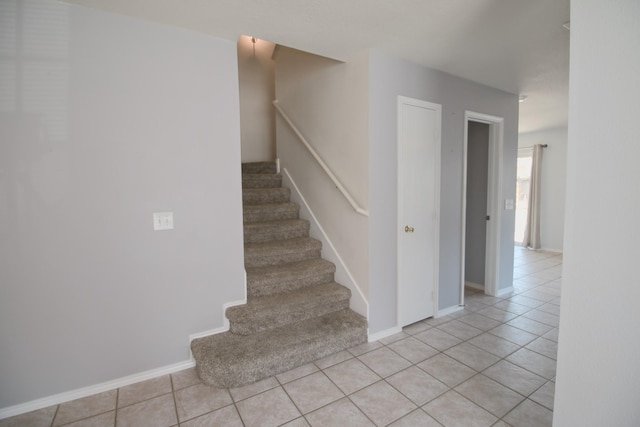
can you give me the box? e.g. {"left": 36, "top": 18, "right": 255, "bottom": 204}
{"left": 460, "top": 111, "right": 504, "bottom": 305}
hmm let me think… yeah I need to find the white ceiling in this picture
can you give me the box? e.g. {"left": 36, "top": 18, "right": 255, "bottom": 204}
{"left": 64, "top": 0, "right": 570, "bottom": 134}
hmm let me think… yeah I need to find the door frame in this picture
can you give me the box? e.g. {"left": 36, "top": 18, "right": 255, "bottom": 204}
{"left": 460, "top": 111, "right": 504, "bottom": 302}
{"left": 396, "top": 96, "right": 441, "bottom": 326}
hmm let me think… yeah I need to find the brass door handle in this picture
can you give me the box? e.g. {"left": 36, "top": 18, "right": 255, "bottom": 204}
{"left": 404, "top": 225, "right": 414, "bottom": 233}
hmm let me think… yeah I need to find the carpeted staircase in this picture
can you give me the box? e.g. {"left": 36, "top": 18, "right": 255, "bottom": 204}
{"left": 190, "top": 161, "right": 367, "bottom": 388}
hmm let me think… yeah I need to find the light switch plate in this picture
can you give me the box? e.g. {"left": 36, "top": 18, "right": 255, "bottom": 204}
{"left": 153, "top": 212, "right": 174, "bottom": 230}
{"left": 504, "top": 199, "right": 514, "bottom": 210}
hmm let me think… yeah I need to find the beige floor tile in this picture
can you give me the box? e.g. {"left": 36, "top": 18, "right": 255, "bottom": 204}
{"left": 455, "top": 375, "right": 524, "bottom": 418}
{"left": 437, "top": 320, "right": 483, "bottom": 340}
{"left": 283, "top": 371, "right": 344, "bottom": 414}
{"left": 379, "top": 331, "right": 411, "bottom": 345}
{"left": 491, "top": 420, "right": 513, "bottom": 427}
{"left": 542, "top": 328, "right": 559, "bottom": 343}
{"left": 503, "top": 399, "right": 553, "bottom": 427}
{"left": 118, "top": 375, "right": 172, "bottom": 408}
{"left": 529, "top": 381, "right": 555, "bottom": 410}
{"left": 488, "top": 324, "right": 537, "bottom": 346}
{"left": 281, "top": 417, "right": 310, "bottom": 427}
{"left": 403, "top": 321, "right": 432, "bottom": 335}
{"left": 0, "top": 405, "right": 57, "bottom": 427}
{"left": 482, "top": 361, "right": 546, "bottom": 396}
{"left": 523, "top": 310, "right": 560, "bottom": 327}
{"left": 457, "top": 314, "right": 502, "bottom": 332}
{"left": 174, "top": 382, "right": 232, "bottom": 422}
{"left": 507, "top": 295, "right": 545, "bottom": 309}
{"left": 492, "top": 300, "right": 533, "bottom": 315}
{"left": 54, "top": 390, "right": 117, "bottom": 426}
{"left": 467, "top": 333, "right": 520, "bottom": 358}
{"left": 388, "top": 409, "right": 442, "bottom": 426}
{"left": 507, "top": 316, "right": 553, "bottom": 336}
{"left": 323, "top": 358, "right": 380, "bottom": 395}
{"left": 171, "top": 367, "right": 201, "bottom": 391}
{"left": 235, "top": 387, "right": 300, "bottom": 427}
{"left": 349, "top": 381, "right": 416, "bottom": 426}
{"left": 388, "top": 337, "right": 439, "bottom": 364}
{"left": 525, "top": 337, "right": 558, "bottom": 360}
{"left": 414, "top": 328, "right": 462, "bottom": 351}
{"left": 229, "top": 376, "right": 279, "bottom": 402}
{"left": 444, "top": 343, "right": 501, "bottom": 371}
{"left": 59, "top": 411, "right": 115, "bottom": 427}
{"left": 417, "top": 354, "right": 476, "bottom": 387}
{"left": 386, "top": 366, "right": 449, "bottom": 406}
{"left": 179, "top": 405, "right": 243, "bottom": 427}
{"left": 475, "top": 306, "right": 518, "bottom": 322}
{"left": 506, "top": 348, "right": 556, "bottom": 379}
{"left": 358, "top": 347, "right": 412, "bottom": 378}
{"left": 347, "top": 341, "right": 383, "bottom": 357}
{"left": 305, "top": 397, "right": 373, "bottom": 427}
{"left": 116, "top": 393, "right": 177, "bottom": 427}
{"left": 276, "top": 363, "right": 319, "bottom": 384}
{"left": 423, "top": 390, "right": 497, "bottom": 427}
{"left": 423, "top": 316, "right": 454, "bottom": 327}
{"left": 520, "top": 290, "right": 556, "bottom": 303}
{"left": 537, "top": 303, "right": 561, "bottom": 316}
{"left": 314, "top": 350, "right": 353, "bottom": 369}
{"left": 463, "top": 300, "right": 490, "bottom": 312}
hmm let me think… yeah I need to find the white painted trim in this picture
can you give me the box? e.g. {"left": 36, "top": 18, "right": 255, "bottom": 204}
{"left": 461, "top": 111, "right": 505, "bottom": 301}
{"left": 275, "top": 157, "right": 281, "bottom": 174}
{"left": 465, "top": 281, "right": 485, "bottom": 291}
{"left": 497, "top": 286, "right": 514, "bottom": 297}
{"left": 0, "top": 360, "right": 194, "bottom": 420}
{"left": 437, "top": 304, "right": 465, "bottom": 318}
{"left": 368, "top": 326, "right": 402, "bottom": 342}
{"left": 396, "top": 96, "right": 441, "bottom": 328}
{"left": 282, "top": 168, "right": 369, "bottom": 318}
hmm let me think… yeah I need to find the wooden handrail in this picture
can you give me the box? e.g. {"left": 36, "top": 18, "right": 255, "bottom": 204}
{"left": 273, "top": 100, "right": 369, "bottom": 217}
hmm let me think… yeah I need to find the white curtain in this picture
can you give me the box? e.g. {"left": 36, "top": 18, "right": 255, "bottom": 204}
{"left": 522, "top": 144, "right": 543, "bottom": 249}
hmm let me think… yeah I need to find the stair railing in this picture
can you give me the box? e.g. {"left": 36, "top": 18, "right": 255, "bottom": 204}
{"left": 273, "top": 100, "right": 369, "bottom": 217}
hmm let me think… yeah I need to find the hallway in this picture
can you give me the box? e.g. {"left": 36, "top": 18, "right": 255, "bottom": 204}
{"left": 1, "top": 248, "right": 562, "bottom": 426}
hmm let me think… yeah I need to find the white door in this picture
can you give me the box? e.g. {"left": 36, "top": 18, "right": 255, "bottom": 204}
{"left": 397, "top": 96, "right": 441, "bottom": 327}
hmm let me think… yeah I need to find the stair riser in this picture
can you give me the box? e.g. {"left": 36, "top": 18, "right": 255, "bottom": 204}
{"left": 230, "top": 299, "right": 350, "bottom": 335}
{"left": 243, "top": 188, "right": 291, "bottom": 205}
{"left": 248, "top": 271, "right": 335, "bottom": 297}
{"left": 244, "top": 248, "right": 321, "bottom": 268}
{"left": 242, "top": 175, "right": 282, "bottom": 189}
{"left": 243, "top": 207, "right": 299, "bottom": 223}
{"left": 244, "top": 222, "right": 310, "bottom": 243}
{"left": 242, "top": 162, "right": 277, "bottom": 174}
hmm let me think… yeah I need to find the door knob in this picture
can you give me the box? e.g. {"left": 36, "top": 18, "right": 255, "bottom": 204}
{"left": 404, "top": 225, "right": 414, "bottom": 233}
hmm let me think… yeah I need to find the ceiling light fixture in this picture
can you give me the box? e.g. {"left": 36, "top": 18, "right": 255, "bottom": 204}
{"left": 519, "top": 95, "right": 528, "bottom": 103}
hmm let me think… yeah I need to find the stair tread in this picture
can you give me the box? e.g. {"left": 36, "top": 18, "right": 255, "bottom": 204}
{"left": 244, "top": 237, "right": 322, "bottom": 252}
{"left": 246, "top": 258, "right": 335, "bottom": 279}
{"left": 243, "top": 187, "right": 290, "bottom": 205}
{"left": 226, "top": 282, "right": 350, "bottom": 334}
{"left": 191, "top": 309, "right": 367, "bottom": 388}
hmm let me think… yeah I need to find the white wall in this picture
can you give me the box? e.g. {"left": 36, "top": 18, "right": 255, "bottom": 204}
{"left": 368, "top": 50, "right": 518, "bottom": 333}
{"left": 238, "top": 36, "right": 276, "bottom": 163}
{"left": 554, "top": 1, "right": 640, "bottom": 425}
{"left": 273, "top": 47, "right": 370, "bottom": 300}
{"left": 0, "top": 0, "right": 245, "bottom": 409}
{"left": 518, "top": 126, "right": 567, "bottom": 252}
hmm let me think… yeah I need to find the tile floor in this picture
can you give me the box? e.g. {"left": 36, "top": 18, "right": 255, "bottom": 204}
{"left": 1, "top": 247, "right": 562, "bottom": 427}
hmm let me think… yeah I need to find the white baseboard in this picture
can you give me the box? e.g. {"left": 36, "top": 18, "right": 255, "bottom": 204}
{"left": 282, "top": 168, "right": 369, "bottom": 319}
{"left": 437, "top": 304, "right": 464, "bottom": 317}
{"left": 0, "top": 359, "right": 194, "bottom": 420}
{"left": 368, "top": 326, "right": 402, "bottom": 342}
{"left": 464, "top": 281, "right": 485, "bottom": 291}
